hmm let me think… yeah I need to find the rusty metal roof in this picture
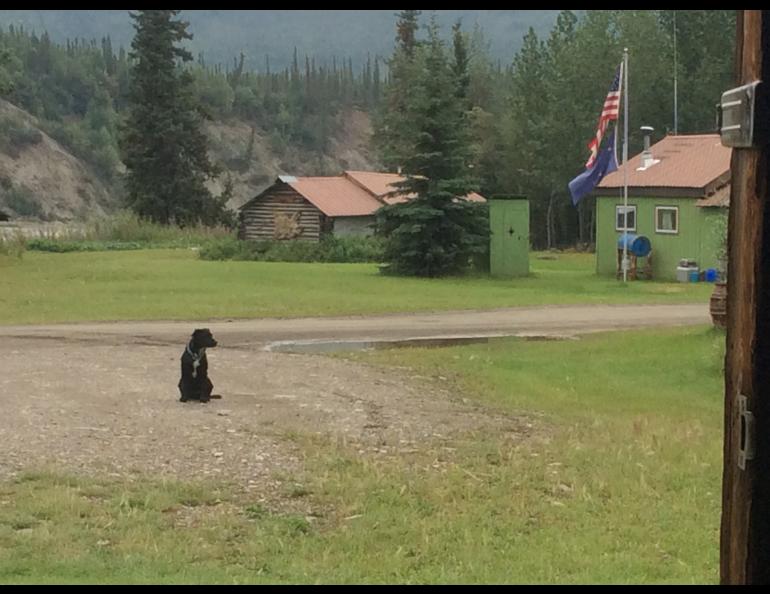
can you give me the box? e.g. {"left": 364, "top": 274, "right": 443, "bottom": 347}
{"left": 344, "top": 171, "right": 405, "bottom": 198}
{"left": 695, "top": 183, "right": 730, "bottom": 208}
{"left": 288, "top": 177, "right": 384, "bottom": 217}
{"left": 598, "top": 134, "right": 731, "bottom": 193}
{"left": 462, "top": 192, "right": 486, "bottom": 203}
{"left": 243, "top": 171, "right": 487, "bottom": 217}
{"left": 344, "top": 170, "right": 486, "bottom": 204}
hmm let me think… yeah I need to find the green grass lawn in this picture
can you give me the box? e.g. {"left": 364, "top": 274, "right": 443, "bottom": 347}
{"left": 0, "top": 249, "right": 712, "bottom": 324}
{"left": 0, "top": 327, "right": 725, "bottom": 584}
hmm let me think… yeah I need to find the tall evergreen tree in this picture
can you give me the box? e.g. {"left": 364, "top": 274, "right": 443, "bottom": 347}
{"left": 373, "top": 10, "right": 424, "bottom": 170}
{"left": 119, "top": 10, "right": 232, "bottom": 226}
{"left": 377, "top": 19, "right": 487, "bottom": 277}
{"left": 464, "top": 25, "right": 506, "bottom": 195}
{"left": 372, "top": 56, "right": 381, "bottom": 104}
{"left": 101, "top": 35, "right": 115, "bottom": 75}
{"left": 396, "top": 10, "right": 421, "bottom": 56}
{"left": 501, "top": 27, "right": 553, "bottom": 247}
{"left": 452, "top": 20, "right": 470, "bottom": 107}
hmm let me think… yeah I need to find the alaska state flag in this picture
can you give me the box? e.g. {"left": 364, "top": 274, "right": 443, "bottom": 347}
{"left": 568, "top": 130, "right": 618, "bottom": 206}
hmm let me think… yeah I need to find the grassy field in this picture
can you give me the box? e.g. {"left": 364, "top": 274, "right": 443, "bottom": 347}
{"left": 0, "top": 327, "right": 725, "bottom": 584}
{"left": 0, "top": 249, "right": 712, "bottom": 324}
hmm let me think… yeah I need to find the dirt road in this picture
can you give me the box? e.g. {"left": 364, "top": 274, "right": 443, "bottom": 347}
{"left": 0, "top": 303, "right": 708, "bottom": 506}
{"left": 0, "top": 303, "right": 709, "bottom": 347}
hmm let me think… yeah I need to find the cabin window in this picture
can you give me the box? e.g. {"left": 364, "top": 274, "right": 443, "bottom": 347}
{"left": 615, "top": 205, "right": 636, "bottom": 232}
{"left": 655, "top": 206, "right": 679, "bottom": 234}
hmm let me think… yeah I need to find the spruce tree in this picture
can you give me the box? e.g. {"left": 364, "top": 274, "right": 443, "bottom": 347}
{"left": 373, "top": 10, "right": 424, "bottom": 171}
{"left": 120, "top": 10, "right": 231, "bottom": 226}
{"left": 396, "top": 10, "right": 420, "bottom": 56}
{"left": 372, "top": 56, "right": 381, "bottom": 104}
{"left": 452, "top": 21, "right": 470, "bottom": 107}
{"left": 376, "top": 19, "right": 487, "bottom": 277}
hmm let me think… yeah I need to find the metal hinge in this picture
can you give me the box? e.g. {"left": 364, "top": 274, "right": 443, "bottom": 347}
{"left": 738, "top": 394, "right": 756, "bottom": 470}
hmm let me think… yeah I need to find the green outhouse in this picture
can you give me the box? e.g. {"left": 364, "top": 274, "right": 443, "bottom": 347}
{"left": 489, "top": 195, "right": 529, "bottom": 277}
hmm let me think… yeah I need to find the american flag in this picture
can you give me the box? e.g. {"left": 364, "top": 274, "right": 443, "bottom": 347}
{"left": 585, "top": 64, "right": 622, "bottom": 168}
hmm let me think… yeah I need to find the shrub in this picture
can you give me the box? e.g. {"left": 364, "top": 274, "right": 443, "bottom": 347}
{"left": 25, "top": 238, "right": 145, "bottom": 252}
{"left": 0, "top": 115, "right": 43, "bottom": 157}
{"left": 43, "top": 120, "right": 120, "bottom": 182}
{"left": 14, "top": 211, "right": 235, "bottom": 253}
{"left": 317, "top": 235, "right": 385, "bottom": 263}
{"left": 7, "top": 122, "right": 43, "bottom": 147}
{"left": 0, "top": 183, "right": 44, "bottom": 219}
{"left": 196, "top": 236, "right": 244, "bottom": 260}
{"left": 81, "top": 210, "right": 234, "bottom": 245}
{"left": 199, "top": 235, "right": 385, "bottom": 263}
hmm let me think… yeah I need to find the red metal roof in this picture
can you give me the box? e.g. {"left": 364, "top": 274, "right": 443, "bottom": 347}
{"left": 462, "top": 192, "right": 486, "bottom": 203}
{"left": 343, "top": 170, "right": 486, "bottom": 204}
{"left": 598, "top": 134, "right": 731, "bottom": 192}
{"left": 344, "top": 171, "right": 405, "bottom": 198}
{"left": 244, "top": 171, "right": 487, "bottom": 218}
{"left": 288, "top": 177, "right": 384, "bottom": 217}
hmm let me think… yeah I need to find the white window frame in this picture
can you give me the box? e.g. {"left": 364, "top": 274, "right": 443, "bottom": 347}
{"left": 655, "top": 206, "right": 679, "bottom": 235}
{"left": 615, "top": 205, "right": 637, "bottom": 232}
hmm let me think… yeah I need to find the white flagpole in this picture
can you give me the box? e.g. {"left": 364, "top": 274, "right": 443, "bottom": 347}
{"left": 622, "top": 48, "right": 629, "bottom": 283}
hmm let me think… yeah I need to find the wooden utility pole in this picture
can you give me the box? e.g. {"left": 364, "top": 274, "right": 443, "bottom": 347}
{"left": 720, "top": 9, "right": 770, "bottom": 585}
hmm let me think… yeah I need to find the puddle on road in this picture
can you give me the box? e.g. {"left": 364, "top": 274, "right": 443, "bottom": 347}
{"left": 265, "top": 334, "right": 577, "bottom": 354}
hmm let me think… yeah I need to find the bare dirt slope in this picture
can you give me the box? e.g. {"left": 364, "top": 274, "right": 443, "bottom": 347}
{"left": 205, "top": 108, "right": 379, "bottom": 210}
{"left": 1, "top": 98, "right": 379, "bottom": 221}
{"left": 0, "top": 99, "right": 115, "bottom": 220}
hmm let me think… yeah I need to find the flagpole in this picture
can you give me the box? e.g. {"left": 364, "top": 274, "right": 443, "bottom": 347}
{"left": 622, "top": 48, "right": 629, "bottom": 283}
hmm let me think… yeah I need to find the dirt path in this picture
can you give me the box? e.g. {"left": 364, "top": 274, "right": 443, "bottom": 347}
{"left": 0, "top": 303, "right": 708, "bottom": 507}
{"left": 0, "top": 337, "right": 527, "bottom": 507}
{"left": 0, "top": 303, "right": 709, "bottom": 347}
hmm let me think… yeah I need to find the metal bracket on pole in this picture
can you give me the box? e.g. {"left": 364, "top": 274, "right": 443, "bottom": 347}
{"left": 738, "top": 394, "right": 756, "bottom": 470}
{"left": 719, "top": 81, "right": 768, "bottom": 148}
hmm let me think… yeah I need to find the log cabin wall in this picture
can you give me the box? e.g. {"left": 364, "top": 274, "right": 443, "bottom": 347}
{"left": 239, "top": 182, "right": 322, "bottom": 242}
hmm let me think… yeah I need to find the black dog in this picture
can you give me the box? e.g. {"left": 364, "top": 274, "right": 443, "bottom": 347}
{"left": 178, "top": 328, "right": 220, "bottom": 403}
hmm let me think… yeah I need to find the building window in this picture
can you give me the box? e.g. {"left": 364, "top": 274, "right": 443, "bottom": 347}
{"left": 615, "top": 205, "right": 636, "bottom": 232}
{"left": 655, "top": 206, "right": 679, "bottom": 234}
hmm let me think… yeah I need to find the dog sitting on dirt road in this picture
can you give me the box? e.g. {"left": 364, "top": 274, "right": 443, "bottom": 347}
{"left": 178, "top": 328, "right": 221, "bottom": 403}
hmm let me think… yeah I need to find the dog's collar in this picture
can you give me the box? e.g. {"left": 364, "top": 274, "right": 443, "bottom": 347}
{"left": 187, "top": 342, "right": 205, "bottom": 378}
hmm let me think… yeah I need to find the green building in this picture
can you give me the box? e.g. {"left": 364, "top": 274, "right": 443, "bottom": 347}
{"left": 489, "top": 196, "right": 529, "bottom": 277}
{"left": 593, "top": 134, "right": 730, "bottom": 281}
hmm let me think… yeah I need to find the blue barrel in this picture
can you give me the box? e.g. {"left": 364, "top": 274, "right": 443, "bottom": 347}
{"left": 617, "top": 233, "right": 652, "bottom": 258}
{"left": 705, "top": 268, "right": 718, "bottom": 283}
{"left": 689, "top": 270, "right": 700, "bottom": 282}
